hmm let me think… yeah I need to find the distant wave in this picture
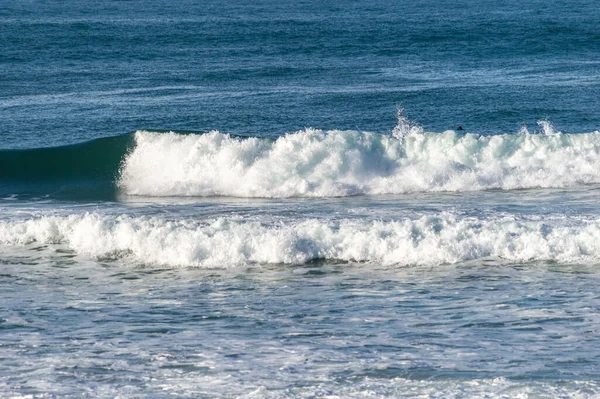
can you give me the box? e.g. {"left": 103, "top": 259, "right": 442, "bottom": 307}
{"left": 2, "top": 123, "right": 600, "bottom": 199}
{"left": 120, "top": 126, "right": 600, "bottom": 197}
{"left": 2, "top": 212, "right": 600, "bottom": 267}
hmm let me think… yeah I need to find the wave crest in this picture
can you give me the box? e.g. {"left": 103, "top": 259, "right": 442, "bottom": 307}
{"left": 119, "top": 128, "right": 600, "bottom": 197}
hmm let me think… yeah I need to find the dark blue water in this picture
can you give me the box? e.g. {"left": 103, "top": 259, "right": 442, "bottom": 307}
{"left": 2, "top": 0, "right": 599, "bottom": 149}
{"left": 2, "top": 0, "right": 600, "bottom": 397}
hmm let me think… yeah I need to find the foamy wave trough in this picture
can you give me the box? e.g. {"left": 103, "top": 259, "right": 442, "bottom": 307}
{"left": 119, "top": 127, "right": 600, "bottom": 197}
{"left": 2, "top": 213, "right": 600, "bottom": 267}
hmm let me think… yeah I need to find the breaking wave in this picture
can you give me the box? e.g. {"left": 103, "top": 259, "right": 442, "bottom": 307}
{"left": 2, "top": 212, "right": 600, "bottom": 268}
{"left": 120, "top": 126, "right": 600, "bottom": 197}
{"left": 3, "top": 121, "right": 600, "bottom": 199}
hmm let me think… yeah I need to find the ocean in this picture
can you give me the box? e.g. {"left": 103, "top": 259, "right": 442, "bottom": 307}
{"left": 1, "top": 0, "right": 600, "bottom": 397}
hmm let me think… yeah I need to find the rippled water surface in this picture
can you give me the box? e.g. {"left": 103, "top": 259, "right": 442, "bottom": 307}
{"left": 2, "top": 0, "right": 600, "bottom": 396}
{"left": 2, "top": 191, "right": 600, "bottom": 397}
{"left": 3, "top": 249, "right": 600, "bottom": 398}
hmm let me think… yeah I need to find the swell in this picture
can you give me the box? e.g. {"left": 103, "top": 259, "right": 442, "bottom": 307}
{"left": 0, "top": 133, "right": 134, "bottom": 199}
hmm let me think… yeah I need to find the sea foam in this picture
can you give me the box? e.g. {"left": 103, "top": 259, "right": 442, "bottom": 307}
{"left": 2, "top": 212, "right": 600, "bottom": 268}
{"left": 119, "top": 127, "right": 600, "bottom": 197}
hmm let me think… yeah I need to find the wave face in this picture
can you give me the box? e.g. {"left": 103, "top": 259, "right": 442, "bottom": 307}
{"left": 119, "top": 128, "right": 600, "bottom": 197}
{"left": 2, "top": 212, "right": 600, "bottom": 268}
{"left": 0, "top": 134, "right": 133, "bottom": 199}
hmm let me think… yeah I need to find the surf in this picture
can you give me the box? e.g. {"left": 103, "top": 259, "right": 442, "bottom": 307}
{"left": 2, "top": 211, "right": 600, "bottom": 268}
{"left": 2, "top": 122, "right": 600, "bottom": 200}
{"left": 119, "top": 126, "right": 600, "bottom": 198}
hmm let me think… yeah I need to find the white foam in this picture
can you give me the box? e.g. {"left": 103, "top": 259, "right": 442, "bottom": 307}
{"left": 240, "top": 377, "right": 600, "bottom": 399}
{"left": 2, "top": 212, "right": 600, "bottom": 268}
{"left": 118, "top": 127, "right": 600, "bottom": 198}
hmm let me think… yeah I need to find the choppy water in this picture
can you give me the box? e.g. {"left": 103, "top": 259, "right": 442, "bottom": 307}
{"left": 2, "top": 0, "right": 600, "bottom": 397}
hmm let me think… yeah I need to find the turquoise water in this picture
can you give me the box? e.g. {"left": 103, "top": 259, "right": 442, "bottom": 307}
{"left": 2, "top": 0, "right": 600, "bottom": 397}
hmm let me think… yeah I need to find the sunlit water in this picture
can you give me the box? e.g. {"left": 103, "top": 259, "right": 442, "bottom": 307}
{"left": 3, "top": 190, "right": 600, "bottom": 397}
{"left": 2, "top": 0, "right": 600, "bottom": 397}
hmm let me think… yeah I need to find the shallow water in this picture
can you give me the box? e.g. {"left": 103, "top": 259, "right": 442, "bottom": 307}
{"left": 2, "top": 190, "right": 600, "bottom": 397}
{"left": 3, "top": 249, "right": 600, "bottom": 397}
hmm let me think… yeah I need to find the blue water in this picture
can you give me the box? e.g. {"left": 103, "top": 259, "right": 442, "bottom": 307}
{"left": 2, "top": 0, "right": 600, "bottom": 397}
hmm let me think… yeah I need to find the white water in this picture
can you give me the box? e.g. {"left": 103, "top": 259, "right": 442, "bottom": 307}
{"left": 2, "top": 211, "right": 600, "bottom": 268}
{"left": 119, "top": 127, "right": 600, "bottom": 198}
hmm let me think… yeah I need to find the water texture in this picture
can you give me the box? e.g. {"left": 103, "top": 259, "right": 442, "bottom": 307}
{"left": 1, "top": 0, "right": 600, "bottom": 397}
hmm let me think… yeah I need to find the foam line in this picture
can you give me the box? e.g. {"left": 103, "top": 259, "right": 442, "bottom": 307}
{"left": 2, "top": 212, "right": 600, "bottom": 267}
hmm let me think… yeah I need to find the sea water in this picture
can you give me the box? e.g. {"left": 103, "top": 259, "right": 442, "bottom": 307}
{"left": 2, "top": 0, "right": 600, "bottom": 397}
